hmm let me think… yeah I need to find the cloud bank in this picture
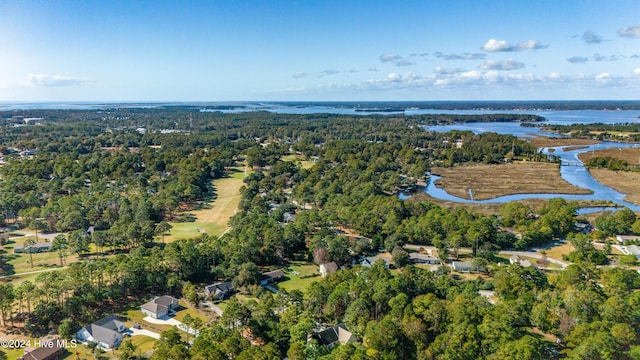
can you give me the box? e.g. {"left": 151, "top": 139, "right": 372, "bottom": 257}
{"left": 26, "top": 74, "right": 92, "bottom": 87}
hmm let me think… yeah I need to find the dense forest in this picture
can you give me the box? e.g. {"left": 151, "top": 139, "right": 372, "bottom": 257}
{"left": 0, "top": 108, "right": 639, "bottom": 359}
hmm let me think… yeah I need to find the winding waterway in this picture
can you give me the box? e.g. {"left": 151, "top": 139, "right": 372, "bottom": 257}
{"left": 421, "top": 124, "right": 640, "bottom": 211}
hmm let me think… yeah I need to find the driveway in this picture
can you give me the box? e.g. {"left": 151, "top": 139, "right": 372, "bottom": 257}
{"left": 203, "top": 301, "right": 224, "bottom": 316}
{"left": 143, "top": 316, "right": 200, "bottom": 336}
{"left": 129, "top": 327, "right": 160, "bottom": 339}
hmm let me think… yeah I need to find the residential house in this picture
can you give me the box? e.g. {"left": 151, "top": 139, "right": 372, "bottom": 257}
{"left": 311, "top": 324, "right": 356, "bottom": 349}
{"left": 140, "top": 295, "right": 180, "bottom": 319}
{"left": 205, "top": 281, "right": 235, "bottom": 300}
{"left": 359, "top": 256, "right": 390, "bottom": 269}
{"left": 260, "top": 269, "right": 286, "bottom": 286}
{"left": 76, "top": 315, "right": 126, "bottom": 350}
{"left": 451, "top": 261, "right": 473, "bottom": 272}
{"left": 14, "top": 242, "right": 52, "bottom": 254}
{"left": 319, "top": 262, "right": 338, "bottom": 278}
{"left": 18, "top": 339, "right": 65, "bottom": 360}
{"left": 509, "top": 255, "right": 534, "bottom": 268}
{"left": 617, "top": 235, "right": 640, "bottom": 244}
{"left": 409, "top": 253, "right": 440, "bottom": 265}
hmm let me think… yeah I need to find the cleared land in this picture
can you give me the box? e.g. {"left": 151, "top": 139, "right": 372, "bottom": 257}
{"left": 281, "top": 154, "right": 316, "bottom": 169}
{"left": 431, "top": 162, "right": 592, "bottom": 200}
{"left": 527, "top": 136, "right": 600, "bottom": 148}
{"left": 578, "top": 147, "right": 640, "bottom": 165}
{"left": 584, "top": 168, "right": 640, "bottom": 205}
{"left": 167, "top": 167, "right": 247, "bottom": 241}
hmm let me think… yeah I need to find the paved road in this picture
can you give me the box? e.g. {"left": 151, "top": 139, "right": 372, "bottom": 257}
{"left": 11, "top": 230, "right": 64, "bottom": 240}
{"left": 0, "top": 266, "right": 68, "bottom": 279}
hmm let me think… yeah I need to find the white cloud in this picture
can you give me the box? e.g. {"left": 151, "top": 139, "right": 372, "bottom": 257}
{"left": 433, "top": 51, "right": 486, "bottom": 60}
{"left": 581, "top": 30, "right": 603, "bottom": 44}
{"left": 634, "top": 68, "right": 640, "bottom": 75}
{"left": 292, "top": 71, "right": 308, "bottom": 78}
{"left": 595, "top": 72, "right": 611, "bottom": 81}
{"left": 479, "top": 59, "right": 525, "bottom": 71}
{"left": 26, "top": 73, "right": 91, "bottom": 87}
{"left": 567, "top": 56, "right": 589, "bottom": 64}
{"left": 387, "top": 73, "right": 402, "bottom": 82}
{"left": 516, "top": 40, "right": 548, "bottom": 50}
{"left": 482, "top": 39, "right": 513, "bottom": 52}
{"left": 379, "top": 53, "right": 403, "bottom": 62}
{"left": 618, "top": 26, "right": 640, "bottom": 38}
{"left": 482, "top": 38, "right": 547, "bottom": 52}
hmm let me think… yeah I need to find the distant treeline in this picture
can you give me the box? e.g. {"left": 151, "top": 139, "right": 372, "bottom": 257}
{"left": 413, "top": 113, "right": 545, "bottom": 124}
{"left": 543, "top": 123, "right": 640, "bottom": 142}
{"left": 269, "top": 100, "right": 640, "bottom": 111}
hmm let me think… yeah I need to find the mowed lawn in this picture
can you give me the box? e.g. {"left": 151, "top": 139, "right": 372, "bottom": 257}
{"left": 166, "top": 167, "right": 248, "bottom": 241}
{"left": 3, "top": 236, "right": 79, "bottom": 275}
{"left": 277, "top": 263, "right": 321, "bottom": 293}
{"left": 281, "top": 154, "right": 316, "bottom": 169}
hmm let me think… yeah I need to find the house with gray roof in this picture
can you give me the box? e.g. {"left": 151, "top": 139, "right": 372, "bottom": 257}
{"left": 260, "top": 269, "right": 286, "bottom": 285}
{"left": 76, "top": 315, "right": 125, "bottom": 350}
{"left": 205, "top": 281, "right": 235, "bottom": 300}
{"left": 140, "top": 295, "right": 180, "bottom": 319}
{"left": 14, "top": 241, "right": 52, "bottom": 254}
{"left": 451, "top": 260, "right": 473, "bottom": 272}
{"left": 319, "top": 262, "right": 338, "bottom": 277}
{"left": 311, "top": 323, "right": 356, "bottom": 349}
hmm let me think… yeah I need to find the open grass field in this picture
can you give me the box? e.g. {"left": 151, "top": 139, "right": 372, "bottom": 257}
{"left": 431, "top": 162, "right": 592, "bottom": 200}
{"left": 2, "top": 236, "right": 79, "bottom": 274}
{"left": 277, "top": 263, "right": 320, "bottom": 293}
{"left": 540, "top": 242, "right": 574, "bottom": 263}
{"left": 281, "top": 154, "right": 316, "bottom": 169}
{"left": 585, "top": 168, "right": 640, "bottom": 205}
{"left": 166, "top": 167, "right": 248, "bottom": 241}
{"left": 578, "top": 147, "right": 640, "bottom": 165}
{"left": 527, "top": 136, "right": 600, "bottom": 148}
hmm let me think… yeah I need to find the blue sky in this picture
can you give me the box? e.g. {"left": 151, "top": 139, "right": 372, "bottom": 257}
{"left": 1, "top": 0, "right": 639, "bottom": 101}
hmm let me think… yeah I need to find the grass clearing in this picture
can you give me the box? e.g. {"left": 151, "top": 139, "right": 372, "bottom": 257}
{"left": 431, "top": 162, "right": 592, "bottom": 200}
{"left": 541, "top": 242, "right": 574, "bottom": 263}
{"left": 584, "top": 168, "right": 640, "bottom": 205}
{"left": 578, "top": 147, "right": 640, "bottom": 166}
{"left": 277, "top": 263, "right": 321, "bottom": 293}
{"left": 130, "top": 335, "right": 156, "bottom": 356}
{"left": 167, "top": 166, "right": 248, "bottom": 241}
{"left": 282, "top": 154, "right": 316, "bottom": 169}
{"left": 174, "top": 300, "right": 210, "bottom": 323}
{"left": 527, "top": 136, "right": 600, "bottom": 148}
